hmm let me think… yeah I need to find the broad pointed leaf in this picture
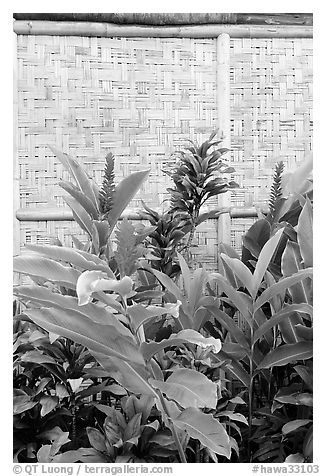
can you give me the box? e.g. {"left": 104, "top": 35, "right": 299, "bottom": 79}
{"left": 141, "top": 329, "right": 221, "bottom": 361}
{"left": 145, "top": 267, "right": 183, "bottom": 301}
{"left": 297, "top": 199, "right": 313, "bottom": 268}
{"left": 177, "top": 252, "right": 191, "bottom": 297}
{"left": 173, "top": 408, "right": 231, "bottom": 458}
{"left": 92, "top": 355, "right": 157, "bottom": 397}
{"left": 50, "top": 146, "right": 99, "bottom": 211}
{"left": 206, "top": 305, "right": 250, "bottom": 351}
{"left": 23, "top": 307, "right": 144, "bottom": 365}
{"left": 252, "top": 228, "right": 284, "bottom": 298}
{"left": 128, "top": 302, "right": 181, "bottom": 332}
{"left": 13, "top": 285, "right": 131, "bottom": 336}
{"left": 189, "top": 268, "right": 208, "bottom": 316}
{"left": 281, "top": 241, "right": 311, "bottom": 304}
{"left": 24, "top": 244, "right": 111, "bottom": 274}
{"left": 256, "top": 342, "right": 313, "bottom": 370}
{"left": 210, "top": 350, "right": 251, "bottom": 387}
{"left": 63, "top": 195, "right": 93, "bottom": 237}
{"left": 220, "top": 254, "right": 255, "bottom": 297}
{"left": 60, "top": 180, "right": 99, "bottom": 219}
{"left": 13, "top": 255, "right": 80, "bottom": 289}
{"left": 254, "top": 268, "right": 313, "bottom": 311}
{"left": 107, "top": 169, "right": 150, "bottom": 232}
{"left": 149, "top": 369, "right": 217, "bottom": 409}
{"left": 282, "top": 419, "right": 312, "bottom": 435}
{"left": 253, "top": 304, "right": 312, "bottom": 344}
{"left": 209, "top": 272, "right": 252, "bottom": 324}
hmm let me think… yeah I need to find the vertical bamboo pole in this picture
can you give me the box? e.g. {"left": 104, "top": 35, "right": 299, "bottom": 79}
{"left": 216, "top": 34, "right": 231, "bottom": 391}
{"left": 216, "top": 33, "right": 231, "bottom": 260}
{"left": 13, "top": 31, "right": 20, "bottom": 282}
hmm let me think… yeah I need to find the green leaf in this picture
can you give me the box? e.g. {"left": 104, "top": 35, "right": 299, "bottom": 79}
{"left": 24, "top": 307, "right": 144, "bottom": 366}
{"left": 177, "top": 252, "right": 191, "bottom": 297}
{"left": 254, "top": 268, "right": 313, "bottom": 311}
{"left": 128, "top": 303, "right": 179, "bottom": 332}
{"left": 55, "top": 447, "right": 107, "bottom": 463}
{"left": 14, "top": 285, "right": 131, "bottom": 337}
{"left": 218, "top": 244, "right": 242, "bottom": 289}
{"left": 145, "top": 266, "right": 183, "bottom": 301}
{"left": 242, "top": 219, "right": 271, "bottom": 261}
{"left": 55, "top": 383, "right": 70, "bottom": 399}
{"left": 63, "top": 195, "right": 94, "bottom": 237}
{"left": 282, "top": 419, "right": 312, "bottom": 435}
{"left": 123, "top": 395, "right": 154, "bottom": 424}
{"left": 108, "top": 169, "right": 150, "bottom": 232}
{"left": 124, "top": 413, "right": 142, "bottom": 441}
{"left": 278, "top": 312, "right": 304, "bottom": 344}
{"left": 256, "top": 342, "right": 313, "bottom": 370}
{"left": 294, "top": 325, "right": 313, "bottom": 341}
{"left": 24, "top": 244, "right": 112, "bottom": 274}
{"left": 281, "top": 241, "right": 311, "bottom": 304}
{"left": 188, "top": 268, "right": 209, "bottom": 316}
{"left": 149, "top": 369, "right": 217, "bottom": 409}
{"left": 303, "top": 426, "right": 313, "bottom": 458}
{"left": 50, "top": 146, "right": 99, "bottom": 211}
{"left": 13, "top": 395, "right": 37, "bottom": 415}
{"left": 209, "top": 273, "right": 252, "bottom": 324}
{"left": 13, "top": 255, "right": 80, "bottom": 289}
{"left": 67, "top": 378, "right": 83, "bottom": 393}
{"left": 86, "top": 428, "right": 107, "bottom": 453}
{"left": 252, "top": 228, "right": 284, "bottom": 298}
{"left": 141, "top": 329, "right": 221, "bottom": 361}
{"left": 93, "top": 404, "right": 126, "bottom": 429}
{"left": 60, "top": 180, "right": 99, "bottom": 219}
{"left": 220, "top": 254, "right": 254, "bottom": 297}
{"left": 282, "top": 155, "right": 313, "bottom": 197}
{"left": 294, "top": 365, "right": 313, "bottom": 391}
{"left": 212, "top": 350, "right": 250, "bottom": 386}
{"left": 222, "top": 343, "right": 247, "bottom": 360}
{"left": 275, "top": 391, "right": 313, "bottom": 407}
{"left": 206, "top": 305, "right": 250, "bottom": 351}
{"left": 114, "top": 218, "right": 149, "bottom": 277}
{"left": 92, "top": 355, "right": 157, "bottom": 397}
{"left": 40, "top": 396, "right": 59, "bottom": 416}
{"left": 20, "top": 350, "right": 57, "bottom": 365}
{"left": 285, "top": 453, "right": 305, "bottom": 463}
{"left": 253, "top": 304, "right": 313, "bottom": 344}
{"left": 216, "top": 411, "right": 248, "bottom": 426}
{"left": 173, "top": 407, "right": 231, "bottom": 458}
{"left": 297, "top": 199, "right": 313, "bottom": 267}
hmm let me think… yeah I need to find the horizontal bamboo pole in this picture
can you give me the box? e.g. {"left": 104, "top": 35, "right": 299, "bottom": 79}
{"left": 13, "top": 21, "right": 313, "bottom": 38}
{"left": 13, "top": 13, "right": 313, "bottom": 26}
{"left": 16, "top": 207, "right": 268, "bottom": 222}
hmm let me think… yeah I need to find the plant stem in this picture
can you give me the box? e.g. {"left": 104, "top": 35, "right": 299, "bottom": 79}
{"left": 248, "top": 321, "right": 255, "bottom": 462}
{"left": 158, "top": 391, "right": 187, "bottom": 463}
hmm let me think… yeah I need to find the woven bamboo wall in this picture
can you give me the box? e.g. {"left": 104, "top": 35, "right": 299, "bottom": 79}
{"left": 15, "top": 34, "right": 313, "bottom": 266}
{"left": 230, "top": 38, "right": 313, "bottom": 209}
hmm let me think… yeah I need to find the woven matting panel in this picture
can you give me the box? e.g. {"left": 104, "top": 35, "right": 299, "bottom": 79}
{"left": 17, "top": 35, "right": 218, "bottom": 210}
{"left": 16, "top": 35, "right": 312, "bottom": 270}
{"left": 230, "top": 38, "right": 313, "bottom": 208}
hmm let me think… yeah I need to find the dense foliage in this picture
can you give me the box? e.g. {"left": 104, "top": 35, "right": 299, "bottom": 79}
{"left": 13, "top": 135, "right": 313, "bottom": 463}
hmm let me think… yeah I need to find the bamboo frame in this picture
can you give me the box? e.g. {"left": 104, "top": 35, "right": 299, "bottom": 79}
{"left": 13, "top": 13, "right": 313, "bottom": 26}
{"left": 13, "top": 21, "right": 313, "bottom": 38}
{"left": 13, "top": 32, "right": 20, "bottom": 255}
{"left": 216, "top": 33, "right": 231, "bottom": 247}
{"left": 15, "top": 207, "right": 268, "bottom": 222}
